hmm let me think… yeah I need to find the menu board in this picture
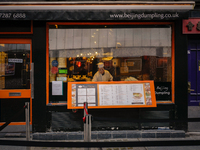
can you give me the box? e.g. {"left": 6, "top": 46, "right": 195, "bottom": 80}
{"left": 99, "top": 83, "right": 150, "bottom": 106}
{"left": 71, "top": 84, "right": 97, "bottom": 107}
{"left": 68, "top": 81, "right": 156, "bottom": 109}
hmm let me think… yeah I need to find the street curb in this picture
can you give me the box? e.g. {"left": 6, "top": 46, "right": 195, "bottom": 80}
{"left": 32, "top": 130, "right": 185, "bottom": 140}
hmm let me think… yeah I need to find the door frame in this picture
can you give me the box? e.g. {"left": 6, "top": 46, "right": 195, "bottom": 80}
{"left": 0, "top": 38, "right": 32, "bottom": 125}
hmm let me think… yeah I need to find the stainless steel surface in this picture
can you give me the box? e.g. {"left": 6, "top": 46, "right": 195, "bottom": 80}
{"left": 31, "top": 63, "right": 34, "bottom": 99}
{"left": 25, "top": 102, "right": 30, "bottom": 141}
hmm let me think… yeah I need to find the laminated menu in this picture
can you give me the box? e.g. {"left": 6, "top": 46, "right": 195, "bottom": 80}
{"left": 68, "top": 81, "right": 156, "bottom": 109}
{"left": 71, "top": 84, "right": 97, "bottom": 107}
{"left": 99, "top": 84, "right": 145, "bottom": 105}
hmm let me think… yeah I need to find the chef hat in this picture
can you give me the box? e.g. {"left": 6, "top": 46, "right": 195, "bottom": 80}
{"left": 97, "top": 62, "right": 104, "bottom": 68}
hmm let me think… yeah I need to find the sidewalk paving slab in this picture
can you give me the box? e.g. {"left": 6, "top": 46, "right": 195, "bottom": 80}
{"left": 31, "top": 130, "right": 186, "bottom": 140}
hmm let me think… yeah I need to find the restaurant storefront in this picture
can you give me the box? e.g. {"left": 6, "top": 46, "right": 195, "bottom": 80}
{"left": 0, "top": 1, "right": 195, "bottom": 132}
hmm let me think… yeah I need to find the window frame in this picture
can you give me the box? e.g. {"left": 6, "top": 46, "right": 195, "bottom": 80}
{"left": 46, "top": 22, "right": 175, "bottom": 105}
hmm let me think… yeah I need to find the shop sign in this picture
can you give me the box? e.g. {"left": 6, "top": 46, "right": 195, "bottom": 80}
{"left": 183, "top": 19, "right": 200, "bottom": 34}
{"left": 0, "top": 10, "right": 189, "bottom": 21}
{"left": 154, "top": 82, "right": 171, "bottom": 101}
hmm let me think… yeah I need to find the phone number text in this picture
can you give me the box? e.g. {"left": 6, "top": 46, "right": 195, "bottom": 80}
{"left": 0, "top": 13, "right": 26, "bottom": 19}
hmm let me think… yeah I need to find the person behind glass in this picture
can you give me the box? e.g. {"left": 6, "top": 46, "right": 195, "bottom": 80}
{"left": 92, "top": 62, "right": 113, "bottom": 82}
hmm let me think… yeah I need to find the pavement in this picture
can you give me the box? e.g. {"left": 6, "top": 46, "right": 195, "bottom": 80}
{"left": 0, "top": 106, "right": 200, "bottom": 149}
{"left": 31, "top": 130, "right": 186, "bottom": 140}
{"left": 0, "top": 132, "right": 200, "bottom": 150}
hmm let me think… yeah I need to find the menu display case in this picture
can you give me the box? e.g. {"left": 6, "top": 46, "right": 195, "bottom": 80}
{"left": 68, "top": 81, "right": 157, "bottom": 109}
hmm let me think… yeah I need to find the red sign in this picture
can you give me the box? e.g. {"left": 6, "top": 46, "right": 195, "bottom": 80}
{"left": 183, "top": 19, "right": 200, "bottom": 34}
{"left": 51, "top": 67, "right": 58, "bottom": 74}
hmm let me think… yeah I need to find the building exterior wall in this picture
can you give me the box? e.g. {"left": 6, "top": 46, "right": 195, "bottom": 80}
{"left": 0, "top": 1, "right": 195, "bottom": 132}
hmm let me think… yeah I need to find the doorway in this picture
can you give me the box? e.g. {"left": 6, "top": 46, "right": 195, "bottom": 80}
{"left": 0, "top": 39, "right": 32, "bottom": 126}
{"left": 188, "top": 40, "right": 200, "bottom": 106}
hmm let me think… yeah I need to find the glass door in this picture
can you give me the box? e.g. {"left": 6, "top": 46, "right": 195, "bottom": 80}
{"left": 0, "top": 39, "right": 32, "bottom": 125}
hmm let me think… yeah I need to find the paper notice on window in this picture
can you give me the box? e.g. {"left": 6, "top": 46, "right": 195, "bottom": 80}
{"left": 52, "top": 81, "right": 63, "bottom": 95}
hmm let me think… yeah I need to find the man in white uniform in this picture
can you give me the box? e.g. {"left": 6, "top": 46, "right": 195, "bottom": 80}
{"left": 92, "top": 62, "right": 113, "bottom": 82}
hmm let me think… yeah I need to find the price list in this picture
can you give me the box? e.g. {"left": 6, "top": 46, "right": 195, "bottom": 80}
{"left": 99, "top": 84, "right": 146, "bottom": 106}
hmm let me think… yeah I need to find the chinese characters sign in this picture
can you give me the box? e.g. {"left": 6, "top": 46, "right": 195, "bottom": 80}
{"left": 183, "top": 19, "right": 200, "bottom": 34}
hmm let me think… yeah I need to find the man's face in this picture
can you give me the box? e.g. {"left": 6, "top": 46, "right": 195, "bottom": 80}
{"left": 98, "top": 68, "right": 104, "bottom": 74}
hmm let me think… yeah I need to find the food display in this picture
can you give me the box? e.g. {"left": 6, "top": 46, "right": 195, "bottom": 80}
{"left": 133, "top": 93, "right": 143, "bottom": 99}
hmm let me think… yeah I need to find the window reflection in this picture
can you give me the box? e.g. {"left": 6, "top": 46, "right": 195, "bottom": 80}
{"left": 49, "top": 25, "right": 172, "bottom": 101}
{"left": 0, "top": 44, "right": 30, "bottom": 89}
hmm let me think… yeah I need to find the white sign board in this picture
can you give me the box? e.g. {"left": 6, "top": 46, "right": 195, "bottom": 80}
{"left": 99, "top": 84, "right": 145, "bottom": 106}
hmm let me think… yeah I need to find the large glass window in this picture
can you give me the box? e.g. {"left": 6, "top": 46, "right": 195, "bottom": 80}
{"left": 48, "top": 24, "right": 173, "bottom": 103}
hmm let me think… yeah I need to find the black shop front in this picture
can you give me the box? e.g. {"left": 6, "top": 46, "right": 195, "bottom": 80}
{"left": 0, "top": 1, "right": 194, "bottom": 132}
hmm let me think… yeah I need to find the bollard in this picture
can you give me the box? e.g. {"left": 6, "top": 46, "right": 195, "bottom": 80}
{"left": 25, "top": 102, "right": 30, "bottom": 141}
{"left": 85, "top": 114, "right": 92, "bottom": 142}
{"left": 83, "top": 102, "right": 92, "bottom": 150}
{"left": 84, "top": 102, "right": 88, "bottom": 141}
{"left": 87, "top": 114, "right": 92, "bottom": 142}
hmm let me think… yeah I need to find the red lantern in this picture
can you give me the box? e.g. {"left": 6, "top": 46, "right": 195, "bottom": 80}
{"left": 77, "top": 61, "right": 81, "bottom": 67}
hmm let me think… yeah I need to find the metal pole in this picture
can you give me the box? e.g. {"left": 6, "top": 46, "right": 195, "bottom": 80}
{"left": 84, "top": 102, "right": 90, "bottom": 150}
{"left": 85, "top": 115, "right": 89, "bottom": 141}
{"left": 84, "top": 102, "right": 88, "bottom": 142}
{"left": 88, "top": 114, "right": 91, "bottom": 142}
{"left": 25, "top": 102, "right": 30, "bottom": 141}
